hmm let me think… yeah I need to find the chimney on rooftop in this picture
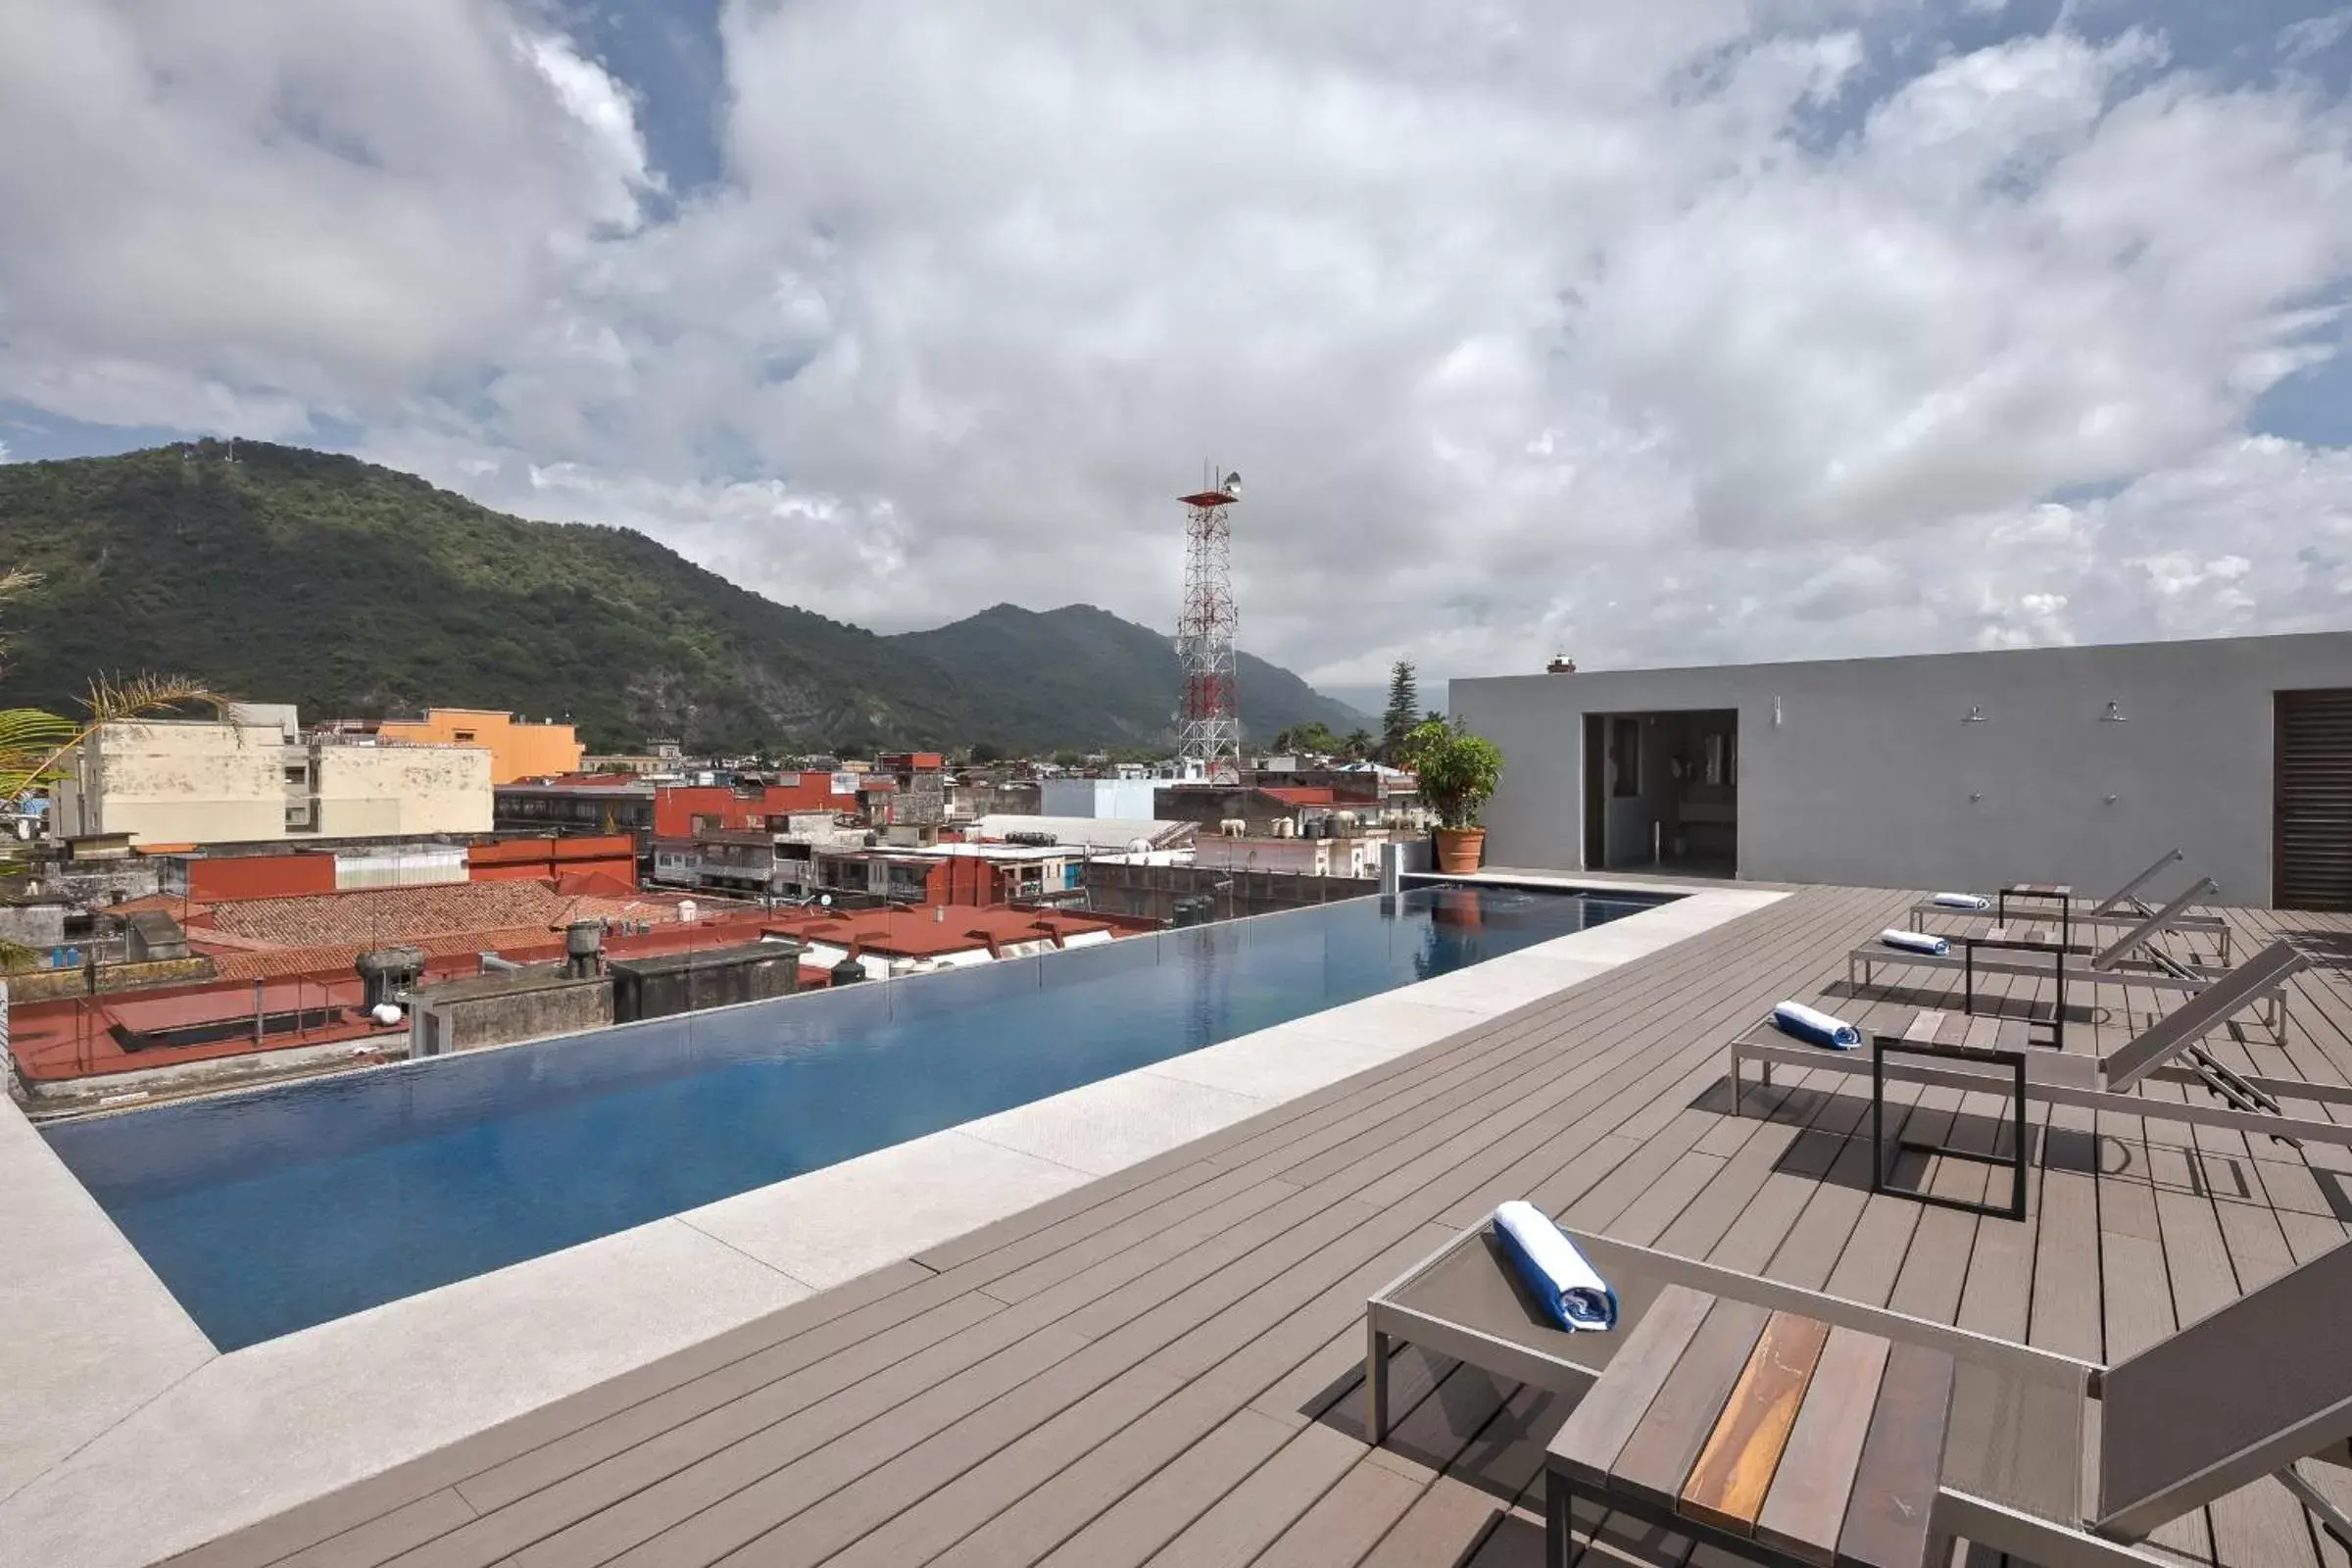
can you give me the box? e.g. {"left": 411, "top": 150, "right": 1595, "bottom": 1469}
{"left": 563, "top": 919, "right": 605, "bottom": 979}
{"left": 1545, "top": 654, "right": 1577, "bottom": 674}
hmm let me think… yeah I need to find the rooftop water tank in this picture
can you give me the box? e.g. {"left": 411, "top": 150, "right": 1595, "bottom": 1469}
{"left": 564, "top": 919, "right": 605, "bottom": 978}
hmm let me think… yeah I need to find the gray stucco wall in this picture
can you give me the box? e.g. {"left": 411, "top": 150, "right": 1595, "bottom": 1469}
{"left": 1454, "top": 631, "right": 2352, "bottom": 904}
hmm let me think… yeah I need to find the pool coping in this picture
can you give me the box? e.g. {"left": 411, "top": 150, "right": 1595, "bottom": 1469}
{"left": 0, "top": 883, "right": 1784, "bottom": 1568}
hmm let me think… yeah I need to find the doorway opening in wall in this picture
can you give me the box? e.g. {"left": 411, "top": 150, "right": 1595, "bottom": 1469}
{"left": 1582, "top": 709, "right": 1739, "bottom": 878}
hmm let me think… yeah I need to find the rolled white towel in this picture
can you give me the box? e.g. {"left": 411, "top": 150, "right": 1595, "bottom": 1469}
{"left": 1492, "top": 1200, "right": 1617, "bottom": 1331}
{"left": 1879, "top": 928, "right": 1949, "bottom": 956}
{"left": 1932, "top": 892, "right": 1990, "bottom": 910}
{"left": 1772, "top": 1000, "right": 1863, "bottom": 1050}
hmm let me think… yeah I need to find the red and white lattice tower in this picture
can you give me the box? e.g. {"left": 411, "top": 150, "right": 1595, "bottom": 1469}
{"left": 1175, "top": 470, "right": 1244, "bottom": 783}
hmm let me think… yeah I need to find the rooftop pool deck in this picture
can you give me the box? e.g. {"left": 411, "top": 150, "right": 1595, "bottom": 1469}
{"left": 6, "top": 874, "right": 2351, "bottom": 1568}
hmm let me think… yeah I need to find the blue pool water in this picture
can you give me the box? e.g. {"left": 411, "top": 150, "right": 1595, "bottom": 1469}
{"left": 46, "top": 883, "right": 1665, "bottom": 1348}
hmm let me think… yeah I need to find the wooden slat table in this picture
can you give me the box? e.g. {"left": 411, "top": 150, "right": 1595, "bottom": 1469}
{"left": 1545, "top": 1284, "right": 1956, "bottom": 1568}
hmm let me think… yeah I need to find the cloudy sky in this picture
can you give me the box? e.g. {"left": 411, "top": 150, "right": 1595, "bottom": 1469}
{"left": 5, "top": 1, "right": 2352, "bottom": 700}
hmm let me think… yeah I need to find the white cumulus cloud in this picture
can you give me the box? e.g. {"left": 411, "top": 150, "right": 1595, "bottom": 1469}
{"left": 5, "top": 0, "right": 2352, "bottom": 699}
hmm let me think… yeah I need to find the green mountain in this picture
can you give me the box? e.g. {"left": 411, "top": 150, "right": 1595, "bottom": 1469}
{"left": 0, "top": 441, "right": 1368, "bottom": 753}
{"left": 895, "top": 603, "right": 1369, "bottom": 752}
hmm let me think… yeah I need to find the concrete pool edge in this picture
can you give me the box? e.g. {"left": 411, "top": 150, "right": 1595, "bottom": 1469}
{"left": 0, "top": 884, "right": 1784, "bottom": 1568}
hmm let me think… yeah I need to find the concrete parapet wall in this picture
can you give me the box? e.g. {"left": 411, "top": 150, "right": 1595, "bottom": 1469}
{"left": 2, "top": 956, "right": 213, "bottom": 1004}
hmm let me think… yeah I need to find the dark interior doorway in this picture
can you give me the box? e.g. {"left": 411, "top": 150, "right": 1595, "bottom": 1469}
{"left": 1583, "top": 709, "right": 1739, "bottom": 877}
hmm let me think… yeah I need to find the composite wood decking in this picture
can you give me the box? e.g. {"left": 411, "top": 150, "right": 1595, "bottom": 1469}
{"left": 164, "top": 886, "right": 2352, "bottom": 1568}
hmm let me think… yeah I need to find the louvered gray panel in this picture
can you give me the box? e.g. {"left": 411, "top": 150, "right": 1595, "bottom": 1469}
{"left": 2277, "top": 688, "right": 2352, "bottom": 911}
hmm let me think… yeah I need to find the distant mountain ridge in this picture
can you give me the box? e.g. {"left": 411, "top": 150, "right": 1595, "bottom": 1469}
{"left": 0, "top": 441, "right": 1369, "bottom": 752}
{"left": 896, "top": 602, "right": 1368, "bottom": 750}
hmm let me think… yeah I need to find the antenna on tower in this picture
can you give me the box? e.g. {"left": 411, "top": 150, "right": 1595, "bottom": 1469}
{"left": 1174, "top": 467, "right": 1244, "bottom": 784}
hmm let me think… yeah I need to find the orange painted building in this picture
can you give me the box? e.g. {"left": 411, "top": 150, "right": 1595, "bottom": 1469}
{"left": 376, "top": 709, "right": 585, "bottom": 785}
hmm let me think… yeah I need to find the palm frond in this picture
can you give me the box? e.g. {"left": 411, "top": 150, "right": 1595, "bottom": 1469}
{"left": 0, "top": 706, "right": 78, "bottom": 756}
{"left": 0, "top": 706, "right": 81, "bottom": 800}
{"left": 81, "top": 673, "right": 228, "bottom": 723}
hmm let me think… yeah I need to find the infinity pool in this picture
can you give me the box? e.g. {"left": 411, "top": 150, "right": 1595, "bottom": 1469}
{"left": 46, "top": 883, "right": 1666, "bottom": 1348}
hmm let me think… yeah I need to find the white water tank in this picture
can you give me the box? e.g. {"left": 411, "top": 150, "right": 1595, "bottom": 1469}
{"left": 677, "top": 900, "right": 698, "bottom": 923}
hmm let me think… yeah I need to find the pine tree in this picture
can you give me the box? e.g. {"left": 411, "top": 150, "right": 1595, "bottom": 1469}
{"left": 1380, "top": 660, "right": 1420, "bottom": 760}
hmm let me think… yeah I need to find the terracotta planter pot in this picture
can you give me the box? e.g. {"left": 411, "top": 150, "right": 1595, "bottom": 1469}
{"left": 1433, "top": 826, "right": 1486, "bottom": 874}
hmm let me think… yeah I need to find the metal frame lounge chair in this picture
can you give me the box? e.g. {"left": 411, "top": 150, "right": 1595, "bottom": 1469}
{"left": 1908, "top": 849, "right": 2233, "bottom": 961}
{"left": 1733, "top": 940, "right": 2349, "bottom": 1149}
{"left": 1366, "top": 1224, "right": 2352, "bottom": 1567}
{"left": 1851, "top": 878, "right": 2235, "bottom": 1003}
{"left": 1941, "top": 1232, "right": 2352, "bottom": 1564}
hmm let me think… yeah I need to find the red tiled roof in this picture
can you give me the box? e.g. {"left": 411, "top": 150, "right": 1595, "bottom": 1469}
{"left": 109, "top": 893, "right": 216, "bottom": 919}
{"left": 201, "top": 881, "right": 672, "bottom": 950}
{"left": 198, "top": 897, "right": 765, "bottom": 984}
{"left": 184, "top": 926, "right": 286, "bottom": 952}
{"left": 552, "top": 869, "right": 638, "bottom": 898}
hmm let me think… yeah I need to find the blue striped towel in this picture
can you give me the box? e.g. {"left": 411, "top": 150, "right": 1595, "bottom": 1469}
{"left": 1493, "top": 1201, "right": 1618, "bottom": 1331}
{"left": 1772, "top": 1001, "right": 1862, "bottom": 1050}
{"left": 1880, "top": 928, "right": 1949, "bottom": 956}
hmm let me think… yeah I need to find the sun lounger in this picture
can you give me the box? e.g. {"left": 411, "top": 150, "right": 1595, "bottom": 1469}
{"left": 1853, "top": 878, "right": 2231, "bottom": 1000}
{"left": 1366, "top": 1223, "right": 2352, "bottom": 1565}
{"left": 1735, "top": 940, "right": 2347, "bottom": 1148}
{"left": 1908, "top": 849, "right": 2233, "bottom": 959}
{"left": 2085, "top": 847, "right": 2203, "bottom": 918}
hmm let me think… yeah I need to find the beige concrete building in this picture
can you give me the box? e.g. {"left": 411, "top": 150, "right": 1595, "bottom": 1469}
{"left": 49, "top": 706, "right": 492, "bottom": 847}
{"left": 312, "top": 746, "right": 492, "bottom": 837}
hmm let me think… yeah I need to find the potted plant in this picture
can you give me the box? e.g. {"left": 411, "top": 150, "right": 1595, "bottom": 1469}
{"left": 1406, "top": 717, "right": 1503, "bottom": 874}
